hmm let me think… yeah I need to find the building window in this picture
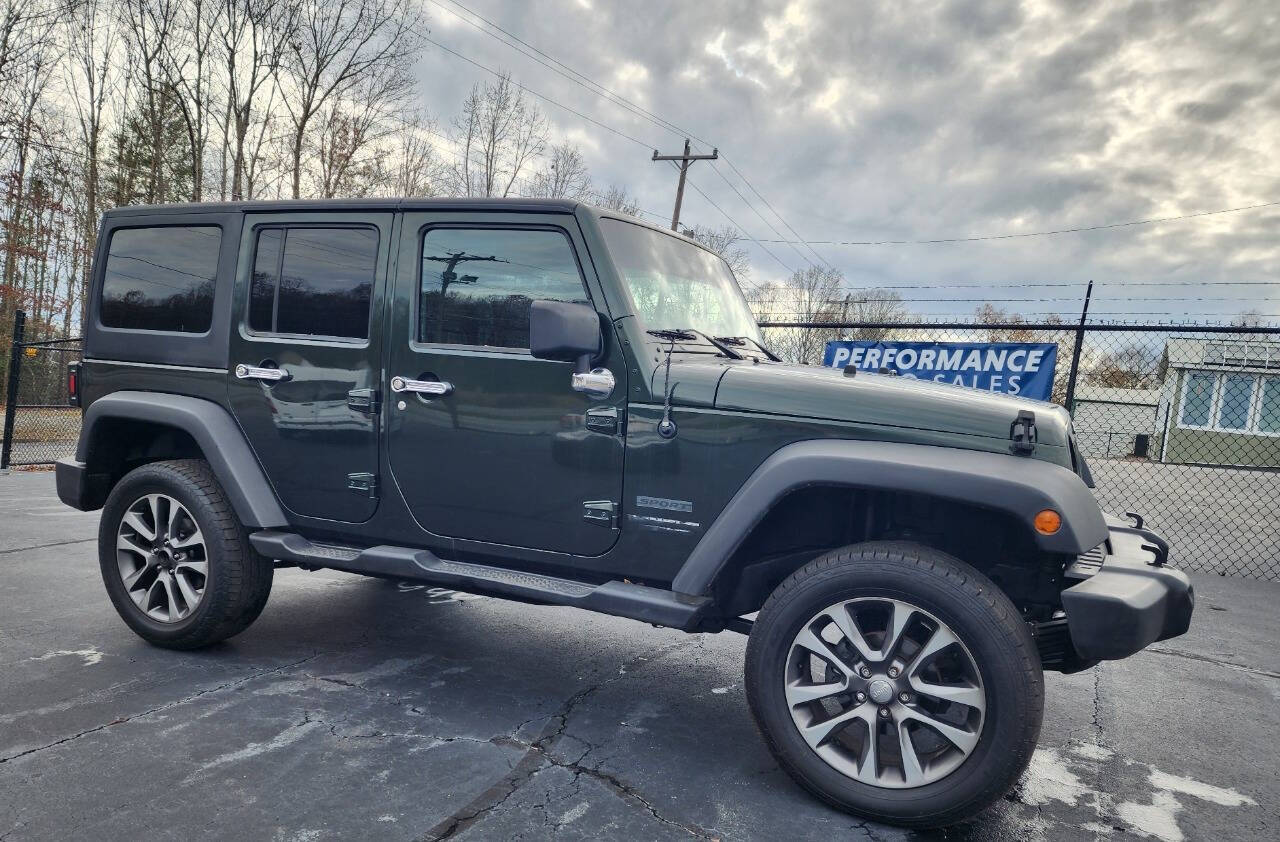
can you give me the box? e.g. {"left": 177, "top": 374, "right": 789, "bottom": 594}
{"left": 248, "top": 227, "right": 378, "bottom": 340}
{"left": 418, "top": 227, "right": 589, "bottom": 348}
{"left": 1179, "top": 371, "right": 1280, "bottom": 435}
{"left": 100, "top": 226, "right": 221, "bottom": 333}
{"left": 1217, "top": 375, "right": 1254, "bottom": 430}
{"left": 1259, "top": 378, "right": 1280, "bottom": 434}
{"left": 1180, "top": 372, "right": 1214, "bottom": 427}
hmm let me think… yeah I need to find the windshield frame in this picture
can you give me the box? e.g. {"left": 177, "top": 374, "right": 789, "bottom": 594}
{"left": 598, "top": 216, "right": 763, "bottom": 347}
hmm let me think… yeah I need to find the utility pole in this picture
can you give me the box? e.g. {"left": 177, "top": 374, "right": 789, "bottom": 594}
{"left": 652, "top": 139, "right": 718, "bottom": 231}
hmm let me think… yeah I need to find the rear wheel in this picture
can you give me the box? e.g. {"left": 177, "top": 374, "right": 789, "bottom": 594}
{"left": 98, "top": 459, "right": 273, "bottom": 649}
{"left": 744, "top": 541, "right": 1043, "bottom": 828}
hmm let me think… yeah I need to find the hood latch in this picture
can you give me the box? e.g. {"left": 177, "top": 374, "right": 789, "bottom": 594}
{"left": 1010, "top": 410, "right": 1037, "bottom": 455}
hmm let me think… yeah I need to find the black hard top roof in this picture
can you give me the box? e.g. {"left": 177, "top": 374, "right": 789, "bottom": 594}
{"left": 103, "top": 197, "right": 586, "bottom": 216}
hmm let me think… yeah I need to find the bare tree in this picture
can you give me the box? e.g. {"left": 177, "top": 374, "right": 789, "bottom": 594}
{"left": 277, "top": 0, "right": 425, "bottom": 199}
{"left": 749, "top": 265, "right": 847, "bottom": 364}
{"left": 63, "top": 0, "right": 123, "bottom": 326}
{"left": 384, "top": 114, "right": 445, "bottom": 197}
{"left": 527, "top": 141, "right": 592, "bottom": 200}
{"left": 164, "top": 0, "right": 222, "bottom": 200}
{"left": 451, "top": 71, "right": 547, "bottom": 198}
{"left": 218, "top": 0, "right": 292, "bottom": 200}
{"left": 683, "top": 223, "right": 750, "bottom": 282}
{"left": 829, "top": 287, "right": 906, "bottom": 339}
{"left": 596, "top": 183, "right": 642, "bottom": 216}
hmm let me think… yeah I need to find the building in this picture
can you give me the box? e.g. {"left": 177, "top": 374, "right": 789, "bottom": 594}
{"left": 1072, "top": 385, "right": 1162, "bottom": 459}
{"left": 1156, "top": 337, "right": 1280, "bottom": 468}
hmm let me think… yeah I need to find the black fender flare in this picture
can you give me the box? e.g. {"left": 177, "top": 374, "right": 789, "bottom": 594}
{"left": 74, "top": 391, "right": 288, "bottom": 528}
{"left": 671, "top": 439, "right": 1107, "bottom": 597}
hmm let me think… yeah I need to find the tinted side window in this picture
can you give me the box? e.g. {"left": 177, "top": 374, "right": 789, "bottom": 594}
{"left": 249, "top": 227, "right": 377, "bottom": 340}
{"left": 100, "top": 226, "right": 221, "bottom": 332}
{"left": 419, "top": 228, "right": 588, "bottom": 348}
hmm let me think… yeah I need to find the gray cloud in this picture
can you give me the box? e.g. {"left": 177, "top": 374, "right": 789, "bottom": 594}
{"left": 419, "top": 0, "right": 1280, "bottom": 321}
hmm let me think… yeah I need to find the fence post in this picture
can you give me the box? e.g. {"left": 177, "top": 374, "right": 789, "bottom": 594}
{"left": 2, "top": 309, "right": 27, "bottom": 470}
{"left": 1062, "top": 281, "right": 1093, "bottom": 414}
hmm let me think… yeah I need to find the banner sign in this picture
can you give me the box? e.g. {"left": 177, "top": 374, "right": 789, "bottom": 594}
{"left": 823, "top": 341, "right": 1058, "bottom": 400}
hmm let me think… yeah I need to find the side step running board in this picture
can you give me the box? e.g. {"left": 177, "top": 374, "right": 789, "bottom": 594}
{"left": 249, "top": 530, "right": 713, "bottom": 632}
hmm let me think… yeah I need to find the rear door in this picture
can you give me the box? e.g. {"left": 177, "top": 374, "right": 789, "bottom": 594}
{"left": 228, "top": 212, "right": 393, "bottom": 523}
{"left": 385, "top": 211, "right": 626, "bottom": 555}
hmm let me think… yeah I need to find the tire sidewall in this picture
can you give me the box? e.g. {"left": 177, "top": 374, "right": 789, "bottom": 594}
{"left": 745, "top": 549, "right": 1041, "bottom": 822}
{"left": 98, "top": 465, "right": 227, "bottom": 645}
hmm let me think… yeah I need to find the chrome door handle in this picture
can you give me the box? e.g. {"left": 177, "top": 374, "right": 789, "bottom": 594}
{"left": 391, "top": 375, "right": 454, "bottom": 396}
{"left": 571, "top": 368, "right": 615, "bottom": 399}
{"left": 235, "top": 364, "right": 290, "bottom": 381}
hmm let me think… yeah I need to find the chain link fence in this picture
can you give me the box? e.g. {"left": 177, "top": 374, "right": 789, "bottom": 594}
{"left": 760, "top": 319, "right": 1280, "bottom": 582}
{"left": 1, "top": 311, "right": 82, "bottom": 470}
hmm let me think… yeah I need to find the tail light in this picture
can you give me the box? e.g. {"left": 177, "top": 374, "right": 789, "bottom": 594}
{"left": 67, "top": 362, "right": 81, "bottom": 407}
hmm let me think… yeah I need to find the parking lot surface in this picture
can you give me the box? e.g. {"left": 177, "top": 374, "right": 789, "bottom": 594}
{"left": 1, "top": 470, "right": 1276, "bottom": 841}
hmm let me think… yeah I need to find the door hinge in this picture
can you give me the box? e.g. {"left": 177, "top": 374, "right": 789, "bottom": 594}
{"left": 347, "top": 388, "right": 380, "bottom": 414}
{"left": 583, "top": 500, "right": 618, "bottom": 529}
{"left": 347, "top": 472, "right": 378, "bottom": 498}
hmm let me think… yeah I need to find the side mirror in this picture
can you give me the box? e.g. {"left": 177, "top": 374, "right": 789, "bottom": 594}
{"left": 529, "top": 300, "right": 602, "bottom": 373}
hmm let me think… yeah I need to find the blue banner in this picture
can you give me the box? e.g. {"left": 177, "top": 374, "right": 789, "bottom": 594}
{"left": 823, "top": 340, "right": 1058, "bottom": 400}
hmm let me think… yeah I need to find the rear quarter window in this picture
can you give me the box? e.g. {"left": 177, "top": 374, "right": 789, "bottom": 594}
{"left": 99, "top": 226, "right": 222, "bottom": 333}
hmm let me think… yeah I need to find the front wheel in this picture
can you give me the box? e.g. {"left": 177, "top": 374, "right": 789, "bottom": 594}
{"left": 744, "top": 541, "right": 1043, "bottom": 828}
{"left": 98, "top": 459, "right": 273, "bottom": 650}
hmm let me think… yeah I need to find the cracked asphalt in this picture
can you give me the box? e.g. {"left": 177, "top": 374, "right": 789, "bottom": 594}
{"left": 1, "top": 471, "right": 1277, "bottom": 841}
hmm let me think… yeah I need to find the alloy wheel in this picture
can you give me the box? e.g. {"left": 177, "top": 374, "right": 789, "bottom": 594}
{"left": 115, "top": 493, "right": 208, "bottom": 623}
{"left": 784, "top": 597, "right": 986, "bottom": 789}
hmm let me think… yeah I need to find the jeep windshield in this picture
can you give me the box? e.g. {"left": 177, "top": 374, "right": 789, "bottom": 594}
{"left": 600, "top": 217, "right": 763, "bottom": 348}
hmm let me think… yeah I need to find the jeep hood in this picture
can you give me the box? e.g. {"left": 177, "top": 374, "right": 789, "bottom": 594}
{"left": 702, "top": 361, "right": 1070, "bottom": 447}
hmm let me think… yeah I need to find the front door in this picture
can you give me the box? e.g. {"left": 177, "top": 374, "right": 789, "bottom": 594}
{"left": 386, "top": 212, "right": 625, "bottom": 556}
{"left": 228, "top": 212, "right": 393, "bottom": 523}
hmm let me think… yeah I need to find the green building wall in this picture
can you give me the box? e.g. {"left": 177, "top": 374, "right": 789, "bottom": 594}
{"left": 1165, "top": 369, "right": 1280, "bottom": 468}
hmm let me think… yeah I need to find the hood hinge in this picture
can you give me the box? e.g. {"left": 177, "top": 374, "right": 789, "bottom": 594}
{"left": 1010, "top": 410, "right": 1037, "bottom": 455}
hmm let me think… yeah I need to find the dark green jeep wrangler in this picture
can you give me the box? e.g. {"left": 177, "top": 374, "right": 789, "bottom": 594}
{"left": 57, "top": 198, "right": 1192, "bottom": 827}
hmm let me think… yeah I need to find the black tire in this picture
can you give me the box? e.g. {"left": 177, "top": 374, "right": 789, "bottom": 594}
{"left": 744, "top": 541, "right": 1043, "bottom": 828}
{"left": 98, "top": 459, "right": 273, "bottom": 650}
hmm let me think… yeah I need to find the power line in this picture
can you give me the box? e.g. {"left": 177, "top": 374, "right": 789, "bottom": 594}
{"left": 422, "top": 36, "right": 657, "bottom": 151}
{"left": 754, "top": 200, "right": 1280, "bottom": 246}
{"left": 677, "top": 165, "right": 796, "bottom": 275}
{"left": 431, "top": 0, "right": 822, "bottom": 267}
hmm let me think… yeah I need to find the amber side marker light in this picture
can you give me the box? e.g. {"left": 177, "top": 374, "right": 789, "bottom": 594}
{"left": 1034, "top": 509, "right": 1062, "bottom": 535}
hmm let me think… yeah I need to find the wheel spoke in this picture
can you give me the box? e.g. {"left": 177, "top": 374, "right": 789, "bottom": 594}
{"left": 122, "top": 559, "right": 156, "bottom": 591}
{"left": 171, "top": 527, "right": 204, "bottom": 550}
{"left": 798, "top": 704, "right": 862, "bottom": 750}
{"left": 123, "top": 511, "right": 156, "bottom": 542}
{"left": 823, "top": 605, "right": 877, "bottom": 663}
{"left": 793, "top": 626, "right": 852, "bottom": 677}
{"left": 174, "top": 570, "right": 201, "bottom": 614}
{"left": 175, "top": 559, "right": 208, "bottom": 577}
{"left": 896, "top": 722, "right": 926, "bottom": 786}
{"left": 909, "top": 678, "right": 985, "bottom": 711}
{"left": 117, "top": 533, "right": 151, "bottom": 558}
{"left": 159, "top": 573, "right": 181, "bottom": 621}
{"left": 881, "top": 600, "right": 915, "bottom": 661}
{"left": 907, "top": 625, "right": 958, "bottom": 673}
{"left": 144, "top": 574, "right": 166, "bottom": 614}
{"left": 900, "top": 707, "right": 980, "bottom": 755}
{"left": 785, "top": 679, "right": 847, "bottom": 707}
{"left": 852, "top": 708, "right": 880, "bottom": 784}
{"left": 147, "top": 495, "right": 163, "bottom": 538}
{"left": 167, "top": 501, "right": 186, "bottom": 542}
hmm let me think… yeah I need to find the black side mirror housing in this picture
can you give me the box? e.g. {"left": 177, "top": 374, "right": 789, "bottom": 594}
{"left": 529, "top": 300, "right": 602, "bottom": 373}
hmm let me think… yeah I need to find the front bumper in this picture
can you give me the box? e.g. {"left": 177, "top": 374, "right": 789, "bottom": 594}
{"left": 1059, "top": 514, "right": 1194, "bottom": 662}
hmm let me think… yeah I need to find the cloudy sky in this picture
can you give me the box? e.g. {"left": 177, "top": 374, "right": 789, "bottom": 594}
{"left": 415, "top": 0, "right": 1280, "bottom": 323}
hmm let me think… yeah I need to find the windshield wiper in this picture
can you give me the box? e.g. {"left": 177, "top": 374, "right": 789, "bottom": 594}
{"left": 646, "top": 328, "right": 744, "bottom": 360}
{"left": 715, "top": 335, "right": 781, "bottom": 362}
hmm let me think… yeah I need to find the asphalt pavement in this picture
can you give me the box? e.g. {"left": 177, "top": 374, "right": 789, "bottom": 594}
{"left": 1, "top": 470, "right": 1276, "bottom": 841}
